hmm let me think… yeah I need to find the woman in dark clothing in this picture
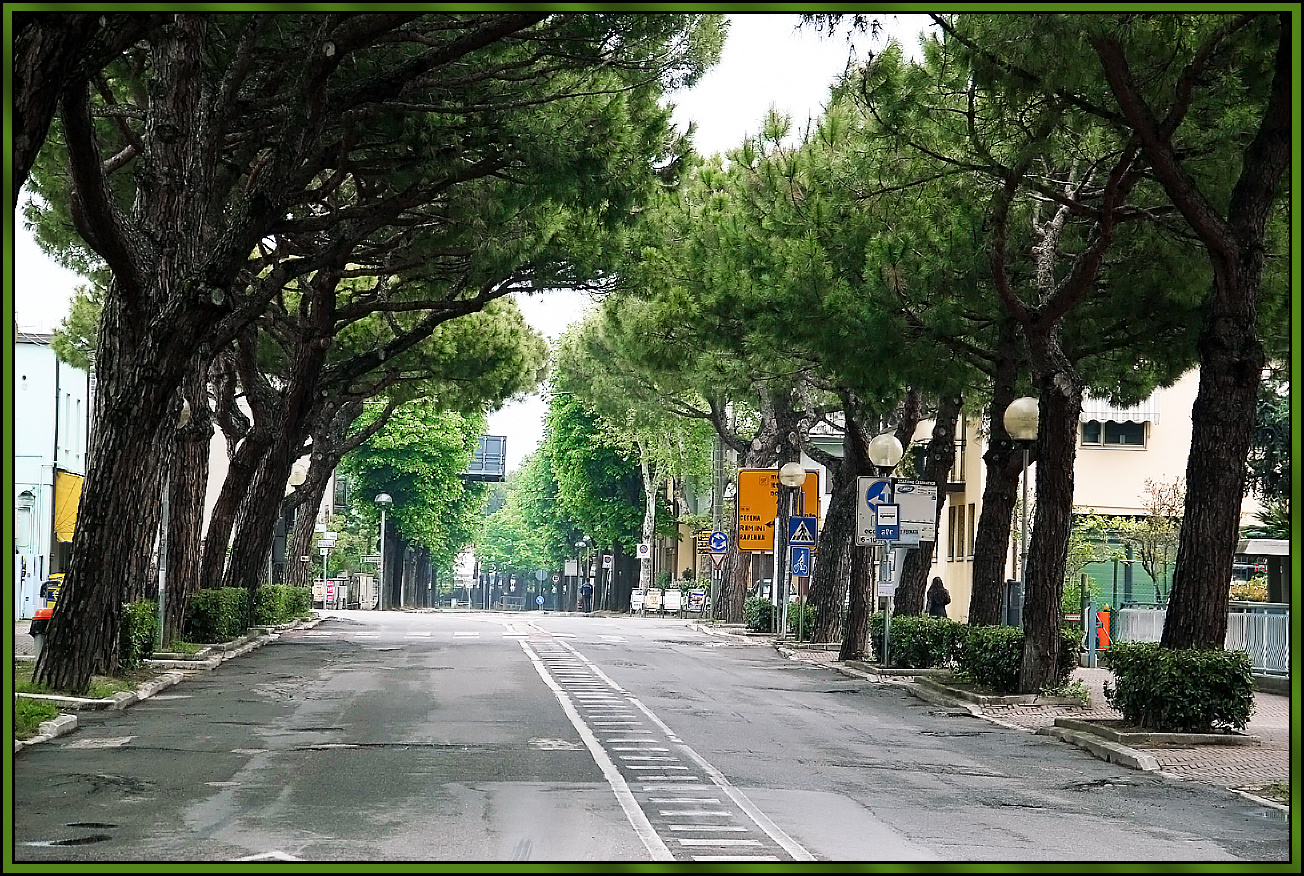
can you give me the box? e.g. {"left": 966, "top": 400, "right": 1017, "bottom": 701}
{"left": 926, "top": 577, "right": 951, "bottom": 618}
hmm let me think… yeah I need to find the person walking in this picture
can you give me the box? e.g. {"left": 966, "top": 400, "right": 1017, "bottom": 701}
{"left": 580, "top": 579, "right": 594, "bottom": 614}
{"left": 926, "top": 577, "right": 951, "bottom": 618}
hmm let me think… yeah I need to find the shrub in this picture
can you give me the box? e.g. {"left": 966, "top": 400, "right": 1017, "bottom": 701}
{"left": 15, "top": 697, "right": 60, "bottom": 740}
{"left": 1229, "top": 575, "right": 1269, "bottom": 602}
{"left": 1101, "top": 643, "right": 1253, "bottom": 732}
{"left": 743, "top": 596, "right": 775, "bottom": 632}
{"left": 879, "top": 614, "right": 963, "bottom": 669}
{"left": 120, "top": 600, "right": 158, "bottom": 669}
{"left": 955, "top": 625, "right": 1079, "bottom": 693}
{"left": 254, "top": 584, "right": 312, "bottom": 626}
{"left": 786, "top": 602, "right": 818, "bottom": 639}
{"left": 184, "top": 587, "right": 252, "bottom": 643}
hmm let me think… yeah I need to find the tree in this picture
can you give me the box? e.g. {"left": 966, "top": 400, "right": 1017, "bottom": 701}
{"left": 1113, "top": 478, "right": 1184, "bottom": 603}
{"left": 31, "top": 13, "right": 724, "bottom": 692}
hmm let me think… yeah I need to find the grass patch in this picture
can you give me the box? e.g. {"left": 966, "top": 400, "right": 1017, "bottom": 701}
{"left": 14, "top": 659, "right": 161, "bottom": 700}
{"left": 161, "top": 640, "right": 206, "bottom": 655}
{"left": 1244, "top": 782, "right": 1289, "bottom": 805}
{"left": 14, "top": 697, "right": 59, "bottom": 740}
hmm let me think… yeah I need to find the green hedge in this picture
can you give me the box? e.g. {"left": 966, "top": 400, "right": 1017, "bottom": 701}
{"left": 867, "top": 613, "right": 963, "bottom": 669}
{"left": 184, "top": 587, "right": 252, "bottom": 644}
{"left": 254, "top": 584, "right": 312, "bottom": 626}
{"left": 786, "top": 602, "right": 818, "bottom": 639}
{"left": 955, "top": 624, "right": 1078, "bottom": 693}
{"left": 1101, "top": 643, "right": 1253, "bottom": 732}
{"left": 120, "top": 600, "right": 158, "bottom": 669}
{"left": 744, "top": 596, "right": 775, "bottom": 632}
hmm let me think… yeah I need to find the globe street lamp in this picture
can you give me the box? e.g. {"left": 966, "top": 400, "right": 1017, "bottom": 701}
{"left": 776, "top": 461, "right": 807, "bottom": 640}
{"left": 375, "top": 493, "right": 392, "bottom": 611}
{"left": 867, "top": 433, "right": 903, "bottom": 665}
{"left": 1003, "top": 397, "right": 1039, "bottom": 616}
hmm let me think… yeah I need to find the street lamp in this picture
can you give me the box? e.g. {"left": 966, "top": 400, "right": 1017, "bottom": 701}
{"left": 375, "top": 493, "right": 392, "bottom": 611}
{"left": 867, "top": 433, "right": 904, "bottom": 665}
{"left": 1003, "top": 397, "right": 1039, "bottom": 612}
{"left": 776, "top": 461, "right": 807, "bottom": 639}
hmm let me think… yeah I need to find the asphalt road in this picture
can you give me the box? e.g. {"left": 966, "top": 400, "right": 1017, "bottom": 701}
{"left": 11, "top": 611, "right": 1290, "bottom": 863}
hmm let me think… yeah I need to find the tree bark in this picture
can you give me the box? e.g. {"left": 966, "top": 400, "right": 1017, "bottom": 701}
{"left": 838, "top": 415, "right": 876, "bottom": 661}
{"left": 969, "top": 337, "right": 1025, "bottom": 626}
{"left": 1017, "top": 347, "right": 1083, "bottom": 693}
{"left": 164, "top": 363, "right": 213, "bottom": 645}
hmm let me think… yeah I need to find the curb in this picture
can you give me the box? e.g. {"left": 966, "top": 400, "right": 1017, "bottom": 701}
{"left": 1052, "top": 717, "right": 1261, "bottom": 747}
{"left": 13, "top": 616, "right": 321, "bottom": 755}
{"left": 1037, "top": 725, "right": 1160, "bottom": 771}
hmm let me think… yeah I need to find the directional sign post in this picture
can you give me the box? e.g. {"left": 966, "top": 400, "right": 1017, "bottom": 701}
{"left": 856, "top": 478, "right": 893, "bottom": 546}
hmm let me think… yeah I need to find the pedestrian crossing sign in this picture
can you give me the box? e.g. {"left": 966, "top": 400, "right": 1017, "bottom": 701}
{"left": 788, "top": 516, "right": 817, "bottom": 546}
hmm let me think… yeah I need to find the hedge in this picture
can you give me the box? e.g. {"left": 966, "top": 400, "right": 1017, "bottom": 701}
{"left": 120, "top": 600, "right": 158, "bottom": 669}
{"left": 184, "top": 587, "right": 252, "bottom": 644}
{"left": 1101, "top": 642, "right": 1253, "bottom": 732}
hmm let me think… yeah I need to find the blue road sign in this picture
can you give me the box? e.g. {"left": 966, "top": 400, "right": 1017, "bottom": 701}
{"left": 876, "top": 503, "right": 900, "bottom": 541}
{"left": 536, "top": 595, "right": 545, "bottom": 606}
{"left": 708, "top": 530, "right": 729, "bottom": 552}
{"left": 790, "top": 546, "right": 812, "bottom": 577}
{"left": 864, "top": 478, "right": 893, "bottom": 508}
{"left": 788, "top": 516, "right": 817, "bottom": 546}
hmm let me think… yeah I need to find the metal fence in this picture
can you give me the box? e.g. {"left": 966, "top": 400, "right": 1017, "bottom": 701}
{"left": 1113, "top": 602, "right": 1290, "bottom": 676}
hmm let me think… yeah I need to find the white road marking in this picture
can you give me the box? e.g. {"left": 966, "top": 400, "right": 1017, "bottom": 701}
{"left": 692, "top": 855, "right": 780, "bottom": 861}
{"left": 63, "top": 737, "right": 133, "bottom": 749}
{"left": 678, "top": 839, "right": 762, "bottom": 846}
{"left": 234, "top": 851, "right": 303, "bottom": 861}
{"left": 648, "top": 798, "right": 722, "bottom": 804}
{"left": 555, "top": 640, "right": 815, "bottom": 862}
{"left": 520, "top": 641, "right": 672, "bottom": 861}
{"left": 611, "top": 746, "right": 669, "bottom": 752}
{"left": 453, "top": 632, "right": 479, "bottom": 637}
{"left": 405, "top": 632, "right": 431, "bottom": 638}
{"left": 669, "top": 826, "right": 750, "bottom": 832}
{"left": 660, "top": 810, "right": 732, "bottom": 816}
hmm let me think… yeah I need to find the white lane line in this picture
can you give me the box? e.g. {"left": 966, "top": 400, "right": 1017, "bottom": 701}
{"left": 557, "top": 640, "right": 814, "bottom": 862}
{"left": 637, "top": 776, "right": 701, "bottom": 782}
{"left": 405, "top": 632, "right": 431, "bottom": 637}
{"left": 619, "top": 755, "right": 680, "bottom": 761}
{"left": 351, "top": 634, "right": 379, "bottom": 638}
{"left": 627, "top": 765, "right": 690, "bottom": 770}
{"left": 519, "top": 640, "right": 671, "bottom": 862}
{"left": 678, "top": 839, "right": 762, "bottom": 846}
{"left": 660, "top": 810, "right": 732, "bottom": 816}
{"left": 647, "top": 798, "right": 722, "bottom": 804}
{"left": 611, "top": 747, "right": 669, "bottom": 752}
{"left": 453, "top": 632, "right": 480, "bottom": 637}
{"left": 692, "top": 856, "right": 780, "bottom": 861}
{"left": 669, "top": 826, "right": 750, "bottom": 832}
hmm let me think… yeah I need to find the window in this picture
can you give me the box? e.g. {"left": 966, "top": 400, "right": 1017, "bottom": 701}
{"left": 967, "top": 502, "right": 976, "bottom": 558}
{"left": 1081, "top": 419, "right": 1146, "bottom": 447}
{"left": 947, "top": 506, "right": 957, "bottom": 561}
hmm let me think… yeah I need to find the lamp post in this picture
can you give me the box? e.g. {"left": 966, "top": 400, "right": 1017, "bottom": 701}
{"left": 1003, "top": 397, "right": 1039, "bottom": 624}
{"left": 868, "top": 433, "right": 904, "bottom": 665}
{"left": 375, "top": 493, "right": 392, "bottom": 611}
{"left": 776, "top": 462, "right": 807, "bottom": 640}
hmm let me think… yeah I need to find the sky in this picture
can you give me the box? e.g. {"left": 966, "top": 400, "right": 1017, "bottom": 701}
{"left": 11, "top": 13, "right": 932, "bottom": 473}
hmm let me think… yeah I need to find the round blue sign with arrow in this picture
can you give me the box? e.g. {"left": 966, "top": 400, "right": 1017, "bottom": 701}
{"left": 864, "top": 479, "right": 893, "bottom": 508}
{"left": 708, "top": 530, "right": 729, "bottom": 552}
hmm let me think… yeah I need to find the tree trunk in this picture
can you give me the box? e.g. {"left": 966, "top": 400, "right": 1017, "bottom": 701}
{"left": 164, "top": 364, "right": 212, "bottom": 645}
{"left": 198, "top": 428, "right": 271, "bottom": 588}
{"left": 1017, "top": 350, "right": 1083, "bottom": 693}
{"left": 806, "top": 463, "right": 854, "bottom": 643}
{"left": 284, "top": 503, "right": 319, "bottom": 589}
{"left": 838, "top": 415, "right": 876, "bottom": 661}
{"left": 969, "top": 344, "right": 1025, "bottom": 626}
{"left": 1162, "top": 277, "right": 1264, "bottom": 648}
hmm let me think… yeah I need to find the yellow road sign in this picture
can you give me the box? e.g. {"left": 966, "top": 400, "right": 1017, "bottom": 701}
{"left": 736, "top": 468, "right": 820, "bottom": 552}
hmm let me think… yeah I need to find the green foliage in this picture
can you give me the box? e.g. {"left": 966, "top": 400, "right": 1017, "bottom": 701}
{"left": 184, "top": 588, "right": 252, "bottom": 644}
{"left": 786, "top": 602, "right": 818, "bottom": 639}
{"left": 1101, "top": 643, "right": 1253, "bottom": 733}
{"left": 342, "top": 401, "right": 488, "bottom": 571}
{"left": 1246, "top": 371, "right": 1290, "bottom": 505}
{"left": 954, "top": 625, "right": 1078, "bottom": 693}
{"left": 1241, "top": 499, "right": 1290, "bottom": 541}
{"left": 867, "top": 613, "right": 963, "bottom": 669}
{"left": 1229, "top": 576, "right": 1269, "bottom": 603}
{"left": 119, "top": 600, "right": 158, "bottom": 669}
{"left": 253, "top": 585, "right": 312, "bottom": 626}
{"left": 743, "top": 596, "right": 775, "bottom": 633}
{"left": 15, "top": 697, "right": 60, "bottom": 740}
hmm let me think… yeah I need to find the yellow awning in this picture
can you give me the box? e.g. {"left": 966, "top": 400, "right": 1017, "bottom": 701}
{"left": 53, "top": 470, "right": 84, "bottom": 543}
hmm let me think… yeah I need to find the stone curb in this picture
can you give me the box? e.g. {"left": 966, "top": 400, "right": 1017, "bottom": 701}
{"left": 1037, "top": 725, "right": 1160, "bottom": 771}
{"left": 13, "top": 616, "right": 322, "bottom": 755}
{"left": 1052, "top": 717, "right": 1261, "bottom": 747}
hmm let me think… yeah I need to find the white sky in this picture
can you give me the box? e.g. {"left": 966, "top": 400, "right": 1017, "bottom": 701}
{"left": 11, "top": 13, "right": 932, "bottom": 473}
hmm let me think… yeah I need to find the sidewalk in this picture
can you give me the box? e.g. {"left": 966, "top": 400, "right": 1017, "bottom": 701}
{"left": 690, "top": 623, "right": 1291, "bottom": 810}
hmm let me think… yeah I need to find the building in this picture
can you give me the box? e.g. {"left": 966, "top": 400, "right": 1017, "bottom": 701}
{"left": 13, "top": 332, "right": 91, "bottom": 618}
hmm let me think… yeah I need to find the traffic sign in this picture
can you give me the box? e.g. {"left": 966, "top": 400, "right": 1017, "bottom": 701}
{"left": 711, "top": 552, "right": 727, "bottom": 569}
{"left": 788, "top": 516, "right": 817, "bottom": 546}
{"left": 636, "top": 543, "right": 651, "bottom": 560}
{"left": 856, "top": 477, "right": 894, "bottom": 546}
{"left": 736, "top": 468, "right": 820, "bottom": 552}
{"left": 319, "top": 547, "right": 330, "bottom": 556}
{"left": 552, "top": 573, "right": 560, "bottom": 583}
{"left": 894, "top": 480, "right": 939, "bottom": 542}
{"left": 536, "top": 595, "right": 545, "bottom": 606}
{"left": 708, "top": 530, "right": 729, "bottom": 552}
{"left": 876, "top": 503, "right": 900, "bottom": 541}
{"left": 603, "top": 554, "right": 613, "bottom": 569}
{"left": 790, "top": 546, "right": 812, "bottom": 577}
{"left": 362, "top": 554, "right": 381, "bottom": 564}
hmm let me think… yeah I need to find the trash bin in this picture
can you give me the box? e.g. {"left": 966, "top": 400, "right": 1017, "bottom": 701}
{"left": 29, "top": 605, "right": 52, "bottom": 658}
